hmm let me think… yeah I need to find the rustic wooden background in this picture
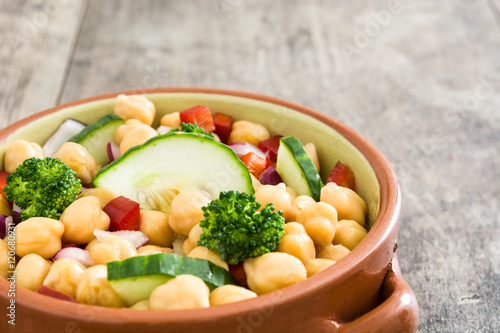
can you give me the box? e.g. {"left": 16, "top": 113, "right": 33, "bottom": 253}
{"left": 1, "top": 0, "right": 499, "bottom": 332}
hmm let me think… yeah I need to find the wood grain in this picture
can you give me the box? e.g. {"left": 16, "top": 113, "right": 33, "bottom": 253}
{"left": 0, "top": 0, "right": 87, "bottom": 128}
{"left": 1, "top": 0, "right": 500, "bottom": 332}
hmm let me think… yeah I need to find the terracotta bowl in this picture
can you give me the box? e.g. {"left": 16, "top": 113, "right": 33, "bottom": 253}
{"left": 0, "top": 88, "right": 419, "bottom": 333}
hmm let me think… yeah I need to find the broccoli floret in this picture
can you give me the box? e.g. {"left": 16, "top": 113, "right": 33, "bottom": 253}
{"left": 168, "top": 122, "right": 215, "bottom": 139}
{"left": 198, "top": 191, "right": 285, "bottom": 265}
{"left": 4, "top": 157, "right": 82, "bottom": 221}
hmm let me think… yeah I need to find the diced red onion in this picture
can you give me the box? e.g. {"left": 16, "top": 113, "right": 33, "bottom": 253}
{"left": 53, "top": 247, "right": 94, "bottom": 267}
{"left": 258, "top": 166, "right": 283, "bottom": 185}
{"left": 156, "top": 126, "right": 172, "bottom": 135}
{"left": 42, "top": 118, "right": 87, "bottom": 156}
{"left": 106, "top": 142, "right": 121, "bottom": 162}
{"left": 228, "top": 143, "right": 267, "bottom": 159}
{"left": 0, "top": 216, "right": 5, "bottom": 239}
{"left": 0, "top": 215, "right": 9, "bottom": 239}
{"left": 37, "top": 285, "right": 77, "bottom": 302}
{"left": 93, "top": 229, "right": 149, "bottom": 248}
{"left": 12, "top": 203, "right": 22, "bottom": 224}
{"left": 93, "top": 229, "right": 108, "bottom": 241}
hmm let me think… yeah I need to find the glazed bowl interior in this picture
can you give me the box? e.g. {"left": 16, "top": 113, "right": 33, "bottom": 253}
{"left": 0, "top": 92, "right": 380, "bottom": 226}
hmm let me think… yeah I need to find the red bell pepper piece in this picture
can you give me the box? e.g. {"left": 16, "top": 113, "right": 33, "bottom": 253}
{"left": 0, "top": 171, "right": 10, "bottom": 198}
{"left": 180, "top": 105, "right": 216, "bottom": 132}
{"left": 212, "top": 113, "right": 233, "bottom": 143}
{"left": 265, "top": 154, "right": 273, "bottom": 169}
{"left": 103, "top": 196, "right": 141, "bottom": 231}
{"left": 326, "top": 161, "right": 356, "bottom": 191}
{"left": 240, "top": 152, "right": 267, "bottom": 178}
{"left": 258, "top": 135, "right": 282, "bottom": 162}
{"left": 229, "top": 262, "right": 248, "bottom": 287}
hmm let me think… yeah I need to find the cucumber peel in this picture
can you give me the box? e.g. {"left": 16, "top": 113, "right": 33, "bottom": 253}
{"left": 69, "top": 114, "right": 124, "bottom": 165}
{"left": 107, "top": 253, "right": 237, "bottom": 305}
{"left": 276, "top": 136, "right": 323, "bottom": 201}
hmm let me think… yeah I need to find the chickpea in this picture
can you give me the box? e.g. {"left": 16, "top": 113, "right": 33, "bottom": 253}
{"left": 85, "top": 237, "right": 100, "bottom": 252}
{"left": 0, "top": 239, "right": 9, "bottom": 279}
{"left": 149, "top": 274, "right": 210, "bottom": 310}
{"left": 286, "top": 195, "right": 315, "bottom": 222}
{"left": 129, "top": 300, "right": 149, "bottom": 310}
{"left": 304, "top": 143, "right": 320, "bottom": 172}
{"left": 78, "top": 187, "right": 115, "bottom": 209}
{"left": 169, "top": 191, "right": 210, "bottom": 236}
{"left": 139, "top": 210, "right": 174, "bottom": 247}
{"left": 212, "top": 133, "right": 221, "bottom": 142}
{"left": 119, "top": 124, "right": 157, "bottom": 155}
{"left": 114, "top": 94, "right": 156, "bottom": 126}
{"left": 250, "top": 174, "right": 262, "bottom": 192}
{"left": 305, "top": 258, "right": 336, "bottom": 277}
{"left": 0, "top": 195, "right": 11, "bottom": 216}
{"left": 333, "top": 220, "right": 368, "bottom": 250}
{"left": 244, "top": 252, "right": 307, "bottom": 295}
{"left": 317, "top": 244, "right": 350, "bottom": 262}
{"left": 60, "top": 197, "right": 110, "bottom": 244}
{"left": 15, "top": 253, "right": 52, "bottom": 291}
{"left": 320, "top": 182, "right": 367, "bottom": 227}
{"left": 4, "top": 140, "right": 44, "bottom": 173}
{"left": 210, "top": 285, "right": 257, "bottom": 306}
{"left": 76, "top": 265, "right": 125, "bottom": 308}
{"left": 255, "top": 183, "right": 292, "bottom": 218}
{"left": 277, "top": 222, "right": 315, "bottom": 264}
{"left": 286, "top": 186, "right": 298, "bottom": 200}
{"left": 43, "top": 258, "right": 86, "bottom": 299}
{"left": 53, "top": 142, "right": 96, "bottom": 184}
{"left": 114, "top": 119, "right": 144, "bottom": 145}
{"left": 136, "top": 250, "right": 161, "bottom": 256}
{"left": 89, "top": 235, "right": 138, "bottom": 265}
{"left": 137, "top": 245, "right": 173, "bottom": 254}
{"left": 15, "top": 217, "right": 64, "bottom": 258}
{"left": 160, "top": 112, "right": 181, "bottom": 129}
{"left": 296, "top": 202, "right": 337, "bottom": 247}
{"left": 182, "top": 223, "right": 204, "bottom": 256}
{"left": 187, "top": 246, "right": 228, "bottom": 271}
{"left": 228, "top": 120, "right": 270, "bottom": 146}
{"left": 304, "top": 217, "right": 335, "bottom": 247}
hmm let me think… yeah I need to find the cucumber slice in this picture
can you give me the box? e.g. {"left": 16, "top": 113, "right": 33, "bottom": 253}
{"left": 93, "top": 132, "right": 254, "bottom": 213}
{"left": 276, "top": 136, "right": 323, "bottom": 201}
{"left": 69, "top": 114, "right": 124, "bottom": 165}
{"left": 107, "top": 253, "right": 237, "bottom": 305}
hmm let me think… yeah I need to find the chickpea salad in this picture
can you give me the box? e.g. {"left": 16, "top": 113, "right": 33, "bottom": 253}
{"left": 0, "top": 94, "right": 368, "bottom": 310}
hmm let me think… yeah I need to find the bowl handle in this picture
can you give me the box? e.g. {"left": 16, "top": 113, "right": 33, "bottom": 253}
{"left": 336, "top": 253, "right": 420, "bottom": 333}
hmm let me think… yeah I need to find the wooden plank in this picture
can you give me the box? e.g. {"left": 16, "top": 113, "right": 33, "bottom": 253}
{"left": 60, "top": 0, "right": 338, "bottom": 106}
{"left": 487, "top": 0, "right": 500, "bottom": 30}
{"left": 0, "top": 0, "right": 87, "bottom": 128}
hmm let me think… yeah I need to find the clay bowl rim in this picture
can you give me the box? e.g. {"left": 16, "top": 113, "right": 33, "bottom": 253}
{"left": 0, "top": 87, "right": 401, "bottom": 324}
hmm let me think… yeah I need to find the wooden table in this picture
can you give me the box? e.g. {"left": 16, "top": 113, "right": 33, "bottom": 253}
{"left": 2, "top": 1, "right": 499, "bottom": 331}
